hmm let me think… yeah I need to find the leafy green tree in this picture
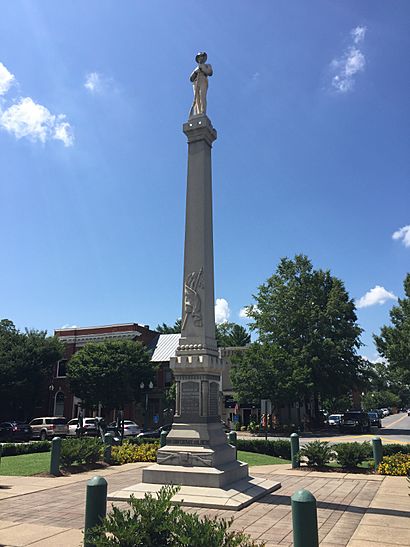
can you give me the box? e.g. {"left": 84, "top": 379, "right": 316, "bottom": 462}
{"left": 0, "top": 319, "right": 64, "bottom": 419}
{"left": 231, "top": 255, "right": 363, "bottom": 410}
{"left": 216, "top": 323, "right": 251, "bottom": 347}
{"left": 374, "top": 273, "right": 410, "bottom": 385}
{"left": 67, "top": 340, "right": 155, "bottom": 411}
{"left": 362, "top": 390, "right": 401, "bottom": 411}
{"left": 156, "top": 319, "right": 182, "bottom": 334}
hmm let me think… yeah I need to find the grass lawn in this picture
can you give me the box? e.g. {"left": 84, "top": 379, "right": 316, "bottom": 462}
{"left": 237, "top": 451, "right": 290, "bottom": 466}
{"left": 0, "top": 452, "right": 50, "bottom": 476}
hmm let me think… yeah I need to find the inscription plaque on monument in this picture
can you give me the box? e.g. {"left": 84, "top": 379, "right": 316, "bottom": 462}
{"left": 181, "top": 381, "right": 199, "bottom": 414}
{"left": 209, "top": 382, "right": 219, "bottom": 416}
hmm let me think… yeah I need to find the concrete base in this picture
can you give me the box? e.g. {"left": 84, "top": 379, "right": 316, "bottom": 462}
{"left": 142, "top": 460, "right": 249, "bottom": 488}
{"left": 108, "top": 476, "right": 281, "bottom": 510}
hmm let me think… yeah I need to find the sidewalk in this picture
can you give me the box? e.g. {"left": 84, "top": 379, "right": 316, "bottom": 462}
{"left": 0, "top": 463, "right": 408, "bottom": 546}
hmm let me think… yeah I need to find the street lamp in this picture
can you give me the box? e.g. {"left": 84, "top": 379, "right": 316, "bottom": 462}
{"left": 140, "top": 381, "right": 154, "bottom": 431}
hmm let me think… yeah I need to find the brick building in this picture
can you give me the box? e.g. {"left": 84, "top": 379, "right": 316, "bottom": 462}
{"left": 49, "top": 323, "right": 161, "bottom": 424}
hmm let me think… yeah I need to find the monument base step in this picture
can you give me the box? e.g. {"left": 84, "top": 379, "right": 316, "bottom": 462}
{"left": 108, "top": 476, "right": 281, "bottom": 511}
{"left": 142, "top": 460, "right": 248, "bottom": 488}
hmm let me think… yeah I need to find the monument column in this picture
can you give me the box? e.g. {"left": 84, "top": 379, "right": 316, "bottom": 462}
{"left": 108, "top": 53, "right": 280, "bottom": 508}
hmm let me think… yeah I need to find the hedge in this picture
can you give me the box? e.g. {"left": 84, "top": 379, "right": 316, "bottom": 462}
{"left": 0, "top": 441, "right": 51, "bottom": 457}
{"left": 236, "top": 439, "right": 291, "bottom": 460}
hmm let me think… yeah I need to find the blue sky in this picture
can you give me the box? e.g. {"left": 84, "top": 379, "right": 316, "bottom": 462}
{"left": 0, "top": 1, "right": 409, "bottom": 360}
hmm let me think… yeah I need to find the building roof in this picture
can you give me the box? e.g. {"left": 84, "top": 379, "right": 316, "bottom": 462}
{"left": 150, "top": 333, "right": 180, "bottom": 362}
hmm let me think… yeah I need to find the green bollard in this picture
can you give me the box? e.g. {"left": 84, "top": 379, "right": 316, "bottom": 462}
{"left": 290, "top": 432, "right": 300, "bottom": 469}
{"left": 103, "top": 433, "right": 113, "bottom": 464}
{"left": 372, "top": 436, "right": 383, "bottom": 471}
{"left": 228, "top": 431, "right": 237, "bottom": 459}
{"left": 160, "top": 430, "right": 167, "bottom": 448}
{"left": 84, "top": 476, "right": 107, "bottom": 547}
{"left": 291, "top": 489, "right": 319, "bottom": 547}
{"left": 50, "top": 437, "right": 62, "bottom": 476}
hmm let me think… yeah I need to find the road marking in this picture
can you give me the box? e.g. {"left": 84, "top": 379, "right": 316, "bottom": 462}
{"left": 385, "top": 414, "right": 408, "bottom": 429}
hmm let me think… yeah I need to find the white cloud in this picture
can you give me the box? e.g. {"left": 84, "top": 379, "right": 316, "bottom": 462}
{"left": 215, "top": 298, "right": 230, "bottom": 324}
{"left": 61, "top": 324, "right": 78, "bottom": 329}
{"left": 330, "top": 26, "right": 366, "bottom": 93}
{"left": 392, "top": 225, "right": 410, "bottom": 248}
{"left": 84, "top": 72, "right": 103, "bottom": 93}
{"left": 0, "top": 62, "right": 15, "bottom": 96}
{"left": 360, "top": 353, "right": 386, "bottom": 364}
{"left": 0, "top": 97, "right": 74, "bottom": 146}
{"left": 351, "top": 26, "right": 367, "bottom": 44}
{"left": 239, "top": 307, "right": 249, "bottom": 318}
{"left": 355, "top": 285, "right": 398, "bottom": 309}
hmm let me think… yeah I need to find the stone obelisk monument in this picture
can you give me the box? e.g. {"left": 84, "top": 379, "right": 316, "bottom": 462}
{"left": 109, "top": 53, "right": 280, "bottom": 509}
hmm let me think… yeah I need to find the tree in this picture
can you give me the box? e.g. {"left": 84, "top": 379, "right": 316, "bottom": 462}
{"left": 216, "top": 323, "right": 251, "bottom": 347}
{"left": 362, "top": 390, "right": 401, "bottom": 411}
{"left": 156, "top": 319, "right": 182, "bottom": 334}
{"left": 374, "top": 273, "right": 410, "bottom": 385}
{"left": 0, "top": 319, "right": 65, "bottom": 419}
{"left": 231, "top": 255, "right": 363, "bottom": 410}
{"left": 67, "top": 339, "right": 155, "bottom": 412}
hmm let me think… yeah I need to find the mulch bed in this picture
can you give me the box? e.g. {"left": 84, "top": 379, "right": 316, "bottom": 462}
{"left": 34, "top": 461, "right": 110, "bottom": 477}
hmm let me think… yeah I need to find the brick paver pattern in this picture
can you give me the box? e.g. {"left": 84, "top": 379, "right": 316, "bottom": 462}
{"left": 1, "top": 466, "right": 399, "bottom": 546}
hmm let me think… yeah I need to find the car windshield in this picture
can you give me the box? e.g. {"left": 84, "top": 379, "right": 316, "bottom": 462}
{"left": 51, "top": 418, "right": 67, "bottom": 425}
{"left": 344, "top": 413, "right": 361, "bottom": 419}
{"left": 368, "top": 413, "right": 377, "bottom": 418}
{"left": 84, "top": 419, "right": 96, "bottom": 424}
{"left": 328, "top": 415, "right": 341, "bottom": 420}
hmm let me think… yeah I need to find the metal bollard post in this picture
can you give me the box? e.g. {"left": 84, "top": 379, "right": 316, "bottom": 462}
{"left": 50, "top": 437, "right": 62, "bottom": 476}
{"left": 291, "top": 489, "right": 319, "bottom": 547}
{"left": 228, "top": 431, "right": 237, "bottom": 458}
{"left": 160, "top": 430, "right": 167, "bottom": 448}
{"left": 103, "top": 433, "right": 113, "bottom": 464}
{"left": 290, "top": 432, "right": 300, "bottom": 469}
{"left": 372, "top": 436, "right": 383, "bottom": 471}
{"left": 84, "top": 476, "right": 107, "bottom": 547}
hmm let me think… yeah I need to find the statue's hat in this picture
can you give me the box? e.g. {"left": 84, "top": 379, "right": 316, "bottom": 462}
{"left": 196, "top": 52, "right": 207, "bottom": 62}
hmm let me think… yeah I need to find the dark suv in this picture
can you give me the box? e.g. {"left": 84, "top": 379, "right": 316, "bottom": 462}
{"left": 341, "top": 411, "right": 370, "bottom": 433}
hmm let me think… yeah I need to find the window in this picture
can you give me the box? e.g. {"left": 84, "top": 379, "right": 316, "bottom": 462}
{"left": 30, "top": 419, "right": 43, "bottom": 425}
{"left": 56, "top": 360, "right": 67, "bottom": 377}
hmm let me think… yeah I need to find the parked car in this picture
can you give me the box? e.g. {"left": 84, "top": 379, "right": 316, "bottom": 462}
{"left": 0, "top": 421, "right": 32, "bottom": 442}
{"left": 29, "top": 417, "right": 68, "bottom": 440}
{"left": 368, "top": 412, "right": 382, "bottom": 428}
{"left": 381, "top": 408, "right": 390, "bottom": 417}
{"left": 407, "top": 408, "right": 410, "bottom": 416}
{"left": 340, "top": 411, "right": 370, "bottom": 433}
{"left": 370, "top": 409, "right": 384, "bottom": 419}
{"left": 137, "top": 423, "right": 172, "bottom": 440}
{"left": 327, "top": 414, "right": 343, "bottom": 427}
{"left": 67, "top": 417, "right": 102, "bottom": 437}
{"left": 107, "top": 420, "right": 140, "bottom": 437}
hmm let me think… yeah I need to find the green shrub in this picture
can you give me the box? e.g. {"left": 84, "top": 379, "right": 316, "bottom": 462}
{"left": 378, "top": 453, "right": 410, "bottom": 476}
{"left": 111, "top": 442, "right": 158, "bottom": 464}
{"left": 125, "top": 437, "right": 160, "bottom": 446}
{"left": 86, "top": 485, "right": 262, "bottom": 547}
{"left": 248, "top": 421, "right": 257, "bottom": 434}
{"left": 240, "top": 426, "right": 247, "bottom": 432}
{"left": 60, "top": 438, "right": 103, "bottom": 467}
{"left": 382, "top": 444, "right": 410, "bottom": 457}
{"left": 236, "top": 439, "right": 291, "bottom": 460}
{"left": 300, "top": 441, "right": 334, "bottom": 467}
{"left": 234, "top": 422, "right": 241, "bottom": 432}
{"left": 334, "top": 442, "right": 370, "bottom": 468}
{"left": 0, "top": 441, "right": 51, "bottom": 457}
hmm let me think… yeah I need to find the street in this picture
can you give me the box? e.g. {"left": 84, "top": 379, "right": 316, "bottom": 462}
{"left": 239, "top": 411, "right": 410, "bottom": 445}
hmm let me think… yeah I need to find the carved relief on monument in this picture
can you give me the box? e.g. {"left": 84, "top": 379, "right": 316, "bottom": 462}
{"left": 209, "top": 381, "right": 219, "bottom": 416}
{"left": 181, "top": 381, "right": 200, "bottom": 414}
{"left": 182, "top": 268, "right": 203, "bottom": 329}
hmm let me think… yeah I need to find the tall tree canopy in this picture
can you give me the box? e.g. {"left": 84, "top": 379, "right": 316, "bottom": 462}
{"left": 0, "top": 319, "right": 64, "bottom": 419}
{"left": 156, "top": 319, "right": 182, "bottom": 334}
{"left": 231, "top": 255, "right": 363, "bottom": 407}
{"left": 216, "top": 323, "right": 251, "bottom": 347}
{"left": 374, "top": 273, "right": 410, "bottom": 385}
{"left": 67, "top": 339, "right": 155, "bottom": 411}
